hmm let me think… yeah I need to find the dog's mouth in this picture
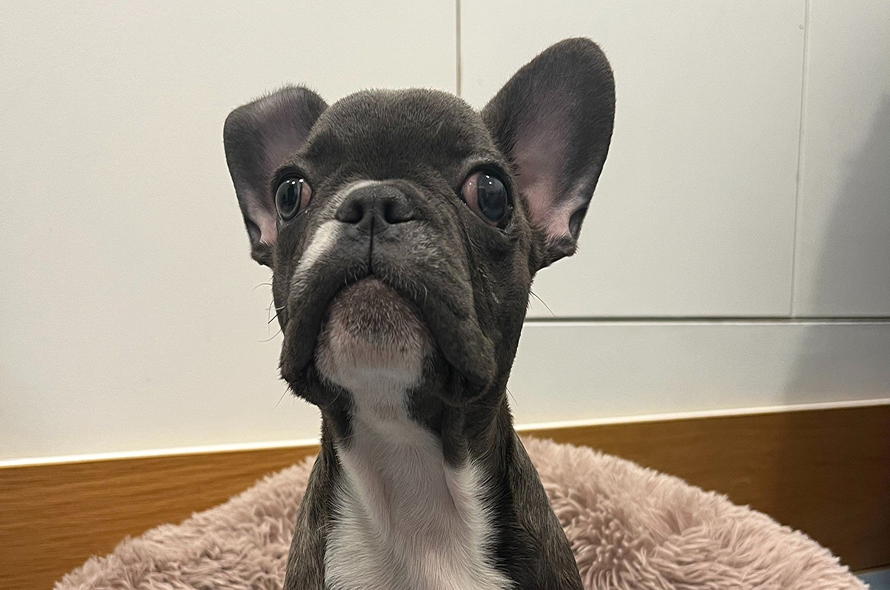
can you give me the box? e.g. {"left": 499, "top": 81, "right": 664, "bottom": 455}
{"left": 312, "top": 277, "right": 434, "bottom": 391}
{"left": 278, "top": 270, "right": 430, "bottom": 381}
{"left": 278, "top": 259, "right": 496, "bottom": 401}
{"left": 319, "top": 276, "right": 430, "bottom": 355}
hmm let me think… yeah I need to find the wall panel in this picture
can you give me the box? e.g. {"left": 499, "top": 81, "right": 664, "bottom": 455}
{"left": 462, "top": 0, "right": 806, "bottom": 317}
{"left": 792, "top": 0, "right": 890, "bottom": 316}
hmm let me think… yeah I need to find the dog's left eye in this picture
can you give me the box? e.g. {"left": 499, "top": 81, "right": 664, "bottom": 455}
{"left": 460, "top": 171, "right": 511, "bottom": 227}
{"left": 275, "top": 177, "right": 312, "bottom": 221}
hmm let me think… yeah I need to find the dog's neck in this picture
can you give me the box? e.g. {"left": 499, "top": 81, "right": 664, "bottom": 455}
{"left": 323, "top": 383, "right": 511, "bottom": 590}
{"left": 313, "top": 280, "right": 511, "bottom": 590}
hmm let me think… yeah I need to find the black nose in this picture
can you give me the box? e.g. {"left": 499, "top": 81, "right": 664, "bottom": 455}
{"left": 335, "top": 183, "right": 414, "bottom": 233}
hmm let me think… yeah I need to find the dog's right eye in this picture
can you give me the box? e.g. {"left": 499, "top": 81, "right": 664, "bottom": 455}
{"left": 275, "top": 177, "right": 312, "bottom": 221}
{"left": 460, "top": 171, "right": 511, "bottom": 228}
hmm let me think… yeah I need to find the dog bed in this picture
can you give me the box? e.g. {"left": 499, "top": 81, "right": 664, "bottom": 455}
{"left": 56, "top": 437, "right": 864, "bottom": 589}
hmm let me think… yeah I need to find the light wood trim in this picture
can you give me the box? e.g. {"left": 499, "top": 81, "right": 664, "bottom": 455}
{"left": 1, "top": 405, "right": 887, "bottom": 590}
{"left": 0, "top": 446, "right": 318, "bottom": 590}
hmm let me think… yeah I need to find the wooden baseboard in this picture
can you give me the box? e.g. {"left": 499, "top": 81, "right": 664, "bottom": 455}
{"left": 1, "top": 405, "right": 887, "bottom": 590}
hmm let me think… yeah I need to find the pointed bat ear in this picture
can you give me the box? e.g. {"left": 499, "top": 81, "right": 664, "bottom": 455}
{"left": 482, "top": 38, "right": 615, "bottom": 269}
{"left": 223, "top": 86, "right": 327, "bottom": 266}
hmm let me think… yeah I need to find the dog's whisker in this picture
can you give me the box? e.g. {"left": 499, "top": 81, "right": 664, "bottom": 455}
{"left": 274, "top": 387, "right": 290, "bottom": 409}
{"left": 267, "top": 299, "right": 287, "bottom": 327}
{"left": 530, "top": 290, "right": 556, "bottom": 317}
{"left": 258, "top": 328, "right": 282, "bottom": 343}
{"left": 506, "top": 386, "right": 518, "bottom": 406}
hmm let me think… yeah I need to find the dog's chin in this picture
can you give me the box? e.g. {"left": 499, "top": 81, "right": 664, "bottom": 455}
{"left": 314, "top": 277, "right": 433, "bottom": 393}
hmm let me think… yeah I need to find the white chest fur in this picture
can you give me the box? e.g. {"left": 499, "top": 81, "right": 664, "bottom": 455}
{"left": 324, "top": 399, "right": 511, "bottom": 590}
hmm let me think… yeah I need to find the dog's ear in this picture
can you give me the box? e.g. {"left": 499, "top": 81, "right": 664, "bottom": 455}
{"left": 224, "top": 86, "right": 327, "bottom": 266}
{"left": 482, "top": 38, "right": 615, "bottom": 269}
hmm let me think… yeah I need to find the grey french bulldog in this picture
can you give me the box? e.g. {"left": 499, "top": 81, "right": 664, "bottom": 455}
{"left": 223, "top": 38, "right": 614, "bottom": 590}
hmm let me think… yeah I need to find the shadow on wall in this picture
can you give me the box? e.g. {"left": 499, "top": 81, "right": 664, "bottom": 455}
{"left": 773, "top": 96, "right": 890, "bottom": 570}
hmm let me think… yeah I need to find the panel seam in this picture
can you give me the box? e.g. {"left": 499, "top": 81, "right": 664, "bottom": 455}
{"left": 523, "top": 316, "right": 890, "bottom": 325}
{"left": 789, "top": 0, "right": 812, "bottom": 318}
{"left": 455, "top": 0, "right": 462, "bottom": 96}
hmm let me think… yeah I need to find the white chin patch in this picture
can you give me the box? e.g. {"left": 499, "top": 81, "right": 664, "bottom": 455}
{"left": 315, "top": 277, "right": 432, "bottom": 396}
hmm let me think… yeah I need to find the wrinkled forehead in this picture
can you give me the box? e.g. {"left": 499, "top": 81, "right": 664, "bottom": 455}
{"left": 301, "top": 89, "right": 504, "bottom": 175}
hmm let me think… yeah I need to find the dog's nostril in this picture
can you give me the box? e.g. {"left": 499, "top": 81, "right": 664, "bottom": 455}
{"left": 382, "top": 199, "right": 414, "bottom": 224}
{"left": 335, "top": 184, "right": 414, "bottom": 229}
{"left": 336, "top": 199, "right": 366, "bottom": 224}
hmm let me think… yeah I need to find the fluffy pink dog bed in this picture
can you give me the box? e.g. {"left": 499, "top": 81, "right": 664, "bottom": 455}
{"left": 57, "top": 438, "right": 863, "bottom": 590}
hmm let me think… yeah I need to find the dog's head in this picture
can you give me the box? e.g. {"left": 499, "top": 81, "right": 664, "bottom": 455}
{"left": 224, "top": 38, "right": 614, "bottom": 417}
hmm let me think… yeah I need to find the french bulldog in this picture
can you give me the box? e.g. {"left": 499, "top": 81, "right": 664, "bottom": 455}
{"left": 223, "top": 37, "right": 615, "bottom": 590}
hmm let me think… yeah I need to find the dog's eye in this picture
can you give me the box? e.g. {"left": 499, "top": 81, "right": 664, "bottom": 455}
{"left": 275, "top": 177, "right": 312, "bottom": 221}
{"left": 460, "top": 171, "right": 510, "bottom": 227}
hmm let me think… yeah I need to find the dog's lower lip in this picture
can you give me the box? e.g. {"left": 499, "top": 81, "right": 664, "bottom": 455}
{"left": 321, "top": 274, "right": 424, "bottom": 329}
{"left": 325, "top": 272, "right": 396, "bottom": 308}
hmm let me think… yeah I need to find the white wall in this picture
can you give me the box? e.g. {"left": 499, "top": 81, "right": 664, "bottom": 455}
{"left": 1, "top": 1, "right": 888, "bottom": 462}
{"left": 792, "top": 0, "right": 890, "bottom": 316}
{"left": 463, "top": 0, "right": 805, "bottom": 318}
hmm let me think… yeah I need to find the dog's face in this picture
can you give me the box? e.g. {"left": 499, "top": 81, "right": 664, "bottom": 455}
{"left": 224, "top": 39, "right": 614, "bottom": 419}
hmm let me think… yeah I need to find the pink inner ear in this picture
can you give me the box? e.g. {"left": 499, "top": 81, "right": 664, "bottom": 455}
{"left": 257, "top": 216, "right": 278, "bottom": 246}
{"left": 514, "top": 125, "right": 575, "bottom": 247}
{"left": 247, "top": 199, "right": 278, "bottom": 246}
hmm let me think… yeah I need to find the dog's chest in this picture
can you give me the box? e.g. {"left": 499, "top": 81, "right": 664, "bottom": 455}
{"left": 324, "top": 410, "right": 510, "bottom": 590}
